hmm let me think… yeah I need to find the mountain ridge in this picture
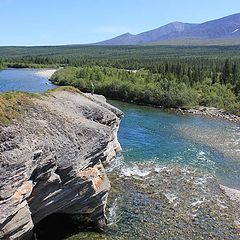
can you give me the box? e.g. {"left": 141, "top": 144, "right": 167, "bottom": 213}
{"left": 96, "top": 13, "right": 240, "bottom": 45}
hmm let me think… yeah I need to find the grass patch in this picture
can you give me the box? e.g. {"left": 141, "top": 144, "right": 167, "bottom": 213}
{"left": 0, "top": 87, "right": 83, "bottom": 124}
{"left": 44, "top": 86, "right": 82, "bottom": 95}
{"left": 0, "top": 91, "right": 36, "bottom": 124}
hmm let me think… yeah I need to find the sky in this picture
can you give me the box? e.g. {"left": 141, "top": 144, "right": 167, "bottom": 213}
{"left": 0, "top": 0, "right": 240, "bottom": 46}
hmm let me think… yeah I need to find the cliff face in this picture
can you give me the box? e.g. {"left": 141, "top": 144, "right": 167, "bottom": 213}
{"left": 0, "top": 89, "right": 123, "bottom": 240}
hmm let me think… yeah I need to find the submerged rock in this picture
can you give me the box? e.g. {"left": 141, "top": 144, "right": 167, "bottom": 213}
{"left": 0, "top": 89, "right": 123, "bottom": 240}
{"left": 66, "top": 163, "right": 240, "bottom": 239}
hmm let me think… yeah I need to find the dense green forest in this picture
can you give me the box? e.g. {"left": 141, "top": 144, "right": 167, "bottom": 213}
{"left": 1, "top": 45, "right": 240, "bottom": 114}
{"left": 51, "top": 64, "right": 240, "bottom": 114}
{"left": 2, "top": 45, "right": 240, "bottom": 69}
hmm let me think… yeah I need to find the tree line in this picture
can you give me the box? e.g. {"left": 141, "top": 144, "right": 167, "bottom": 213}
{"left": 1, "top": 45, "right": 240, "bottom": 114}
{"left": 51, "top": 64, "right": 240, "bottom": 115}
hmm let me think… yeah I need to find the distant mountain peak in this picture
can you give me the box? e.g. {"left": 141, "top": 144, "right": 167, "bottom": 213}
{"left": 120, "top": 32, "right": 134, "bottom": 36}
{"left": 169, "top": 21, "right": 185, "bottom": 26}
{"left": 168, "top": 21, "right": 192, "bottom": 32}
{"left": 95, "top": 13, "right": 240, "bottom": 45}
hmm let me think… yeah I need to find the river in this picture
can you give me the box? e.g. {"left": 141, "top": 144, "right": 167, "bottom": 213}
{"left": 0, "top": 68, "right": 239, "bottom": 239}
{"left": 111, "top": 101, "right": 240, "bottom": 190}
{"left": 0, "top": 68, "right": 56, "bottom": 93}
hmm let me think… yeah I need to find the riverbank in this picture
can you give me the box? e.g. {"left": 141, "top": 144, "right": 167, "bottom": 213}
{"left": 177, "top": 106, "right": 240, "bottom": 123}
{"left": 50, "top": 65, "right": 240, "bottom": 119}
{"left": 34, "top": 69, "right": 58, "bottom": 78}
{"left": 110, "top": 99, "right": 240, "bottom": 124}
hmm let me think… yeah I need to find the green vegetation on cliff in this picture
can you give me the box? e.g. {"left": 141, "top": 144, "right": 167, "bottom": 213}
{"left": 0, "top": 88, "right": 81, "bottom": 124}
{"left": 44, "top": 86, "right": 81, "bottom": 95}
{"left": 0, "top": 92, "right": 35, "bottom": 124}
{"left": 0, "top": 60, "right": 4, "bottom": 70}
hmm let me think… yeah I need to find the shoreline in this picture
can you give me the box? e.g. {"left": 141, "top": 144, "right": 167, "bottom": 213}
{"left": 50, "top": 79, "right": 240, "bottom": 124}
{"left": 118, "top": 100, "right": 240, "bottom": 124}
{"left": 34, "top": 69, "right": 58, "bottom": 78}
{"left": 176, "top": 106, "right": 240, "bottom": 124}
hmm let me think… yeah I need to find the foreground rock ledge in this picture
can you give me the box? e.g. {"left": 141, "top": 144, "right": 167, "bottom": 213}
{"left": 0, "top": 89, "right": 123, "bottom": 240}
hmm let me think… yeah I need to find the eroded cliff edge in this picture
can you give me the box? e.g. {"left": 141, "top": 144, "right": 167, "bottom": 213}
{"left": 0, "top": 88, "right": 123, "bottom": 240}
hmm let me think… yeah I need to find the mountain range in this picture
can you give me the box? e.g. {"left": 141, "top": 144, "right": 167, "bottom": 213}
{"left": 96, "top": 13, "right": 240, "bottom": 45}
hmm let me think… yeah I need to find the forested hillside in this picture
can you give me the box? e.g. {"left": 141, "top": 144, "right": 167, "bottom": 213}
{"left": 1, "top": 45, "right": 240, "bottom": 65}
{"left": 1, "top": 45, "right": 240, "bottom": 114}
{"left": 51, "top": 62, "right": 240, "bottom": 114}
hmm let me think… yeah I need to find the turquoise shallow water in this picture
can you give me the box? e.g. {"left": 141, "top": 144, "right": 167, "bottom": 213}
{"left": 0, "top": 68, "right": 56, "bottom": 93}
{"left": 110, "top": 100, "right": 240, "bottom": 190}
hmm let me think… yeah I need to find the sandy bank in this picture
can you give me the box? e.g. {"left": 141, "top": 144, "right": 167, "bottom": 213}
{"left": 34, "top": 69, "right": 58, "bottom": 78}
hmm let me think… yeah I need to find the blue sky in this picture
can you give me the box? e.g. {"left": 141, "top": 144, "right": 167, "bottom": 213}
{"left": 0, "top": 0, "right": 240, "bottom": 46}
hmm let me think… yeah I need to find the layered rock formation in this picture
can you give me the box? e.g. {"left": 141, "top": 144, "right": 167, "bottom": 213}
{"left": 0, "top": 89, "right": 123, "bottom": 240}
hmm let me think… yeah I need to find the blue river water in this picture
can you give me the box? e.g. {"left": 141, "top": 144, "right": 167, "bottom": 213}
{"left": 0, "top": 68, "right": 56, "bottom": 93}
{"left": 110, "top": 100, "right": 240, "bottom": 190}
{"left": 1, "top": 68, "right": 240, "bottom": 239}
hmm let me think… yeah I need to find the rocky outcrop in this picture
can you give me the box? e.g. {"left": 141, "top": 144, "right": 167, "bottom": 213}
{"left": 0, "top": 89, "right": 123, "bottom": 240}
{"left": 178, "top": 106, "right": 240, "bottom": 123}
